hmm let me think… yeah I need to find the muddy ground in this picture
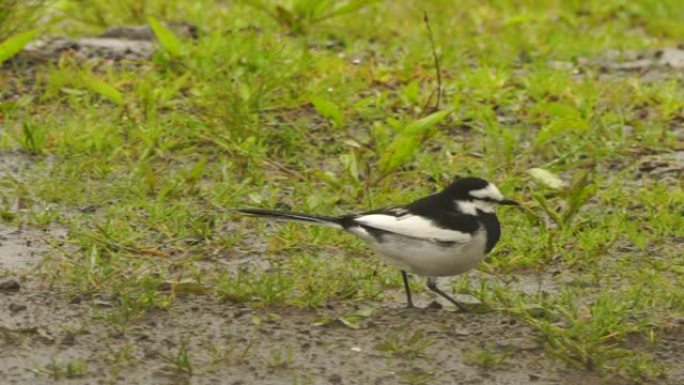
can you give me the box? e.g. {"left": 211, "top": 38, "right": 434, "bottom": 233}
{"left": 2, "top": 30, "right": 684, "bottom": 385}
{"left": 2, "top": 218, "right": 683, "bottom": 385}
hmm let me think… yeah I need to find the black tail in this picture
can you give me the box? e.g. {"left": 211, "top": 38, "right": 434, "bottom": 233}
{"left": 237, "top": 208, "right": 343, "bottom": 228}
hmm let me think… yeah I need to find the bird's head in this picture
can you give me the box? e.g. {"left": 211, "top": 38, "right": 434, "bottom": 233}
{"left": 444, "top": 176, "right": 519, "bottom": 214}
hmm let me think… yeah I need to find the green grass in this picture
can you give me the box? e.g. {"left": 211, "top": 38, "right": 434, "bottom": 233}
{"left": 1, "top": 0, "right": 683, "bottom": 382}
{"left": 35, "top": 359, "right": 88, "bottom": 380}
{"left": 376, "top": 329, "right": 435, "bottom": 359}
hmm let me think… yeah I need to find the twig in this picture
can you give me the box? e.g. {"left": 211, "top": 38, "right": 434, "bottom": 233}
{"left": 422, "top": 11, "right": 442, "bottom": 114}
{"left": 261, "top": 159, "right": 306, "bottom": 180}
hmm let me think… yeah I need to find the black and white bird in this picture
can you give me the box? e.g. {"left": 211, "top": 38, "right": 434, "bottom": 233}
{"left": 239, "top": 177, "right": 518, "bottom": 309}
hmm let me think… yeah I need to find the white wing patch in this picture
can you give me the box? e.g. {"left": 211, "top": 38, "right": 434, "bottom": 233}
{"left": 354, "top": 214, "right": 472, "bottom": 243}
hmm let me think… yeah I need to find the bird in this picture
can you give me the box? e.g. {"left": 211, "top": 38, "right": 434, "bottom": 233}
{"left": 238, "top": 176, "right": 518, "bottom": 309}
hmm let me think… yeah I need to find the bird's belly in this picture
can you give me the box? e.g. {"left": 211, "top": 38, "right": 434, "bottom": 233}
{"left": 370, "top": 231, "right": 488, "bottom": 277}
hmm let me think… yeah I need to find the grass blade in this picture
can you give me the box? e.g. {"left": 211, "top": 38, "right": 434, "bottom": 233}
{"left": 0, "top": 29, "right": 38, "bottom": 64}
{"left": 147, "top": 17, "right": 183, "bottom": 57}
{"left": 379, "top": 110, "right": 450, "bottom": 174}
{"left": 310, "top": 95, "right": 343, "bottom": 127}
{"left": 317, "top": 0, "right": 381, "bottom": 21}
{"left": 80, "top": 73, "right": 123, "bottom": 105}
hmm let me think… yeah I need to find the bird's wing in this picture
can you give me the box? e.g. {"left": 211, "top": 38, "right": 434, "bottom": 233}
{"left": 351, "top": 210, "right": 473, "bottom": 243}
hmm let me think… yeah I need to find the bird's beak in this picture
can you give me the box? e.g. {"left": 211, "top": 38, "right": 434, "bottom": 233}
{"left": 498, "top": 199, "right": 520, "bottom": 206}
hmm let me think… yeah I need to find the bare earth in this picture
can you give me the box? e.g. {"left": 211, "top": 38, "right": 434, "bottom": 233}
{"left": 1, "top": 222, "right": 683, "bottom": 385}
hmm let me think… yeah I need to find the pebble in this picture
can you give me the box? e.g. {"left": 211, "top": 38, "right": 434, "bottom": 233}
{"left": 0, "top": 278, "right": 20, "bottom": 292}
{"left": 451, "top": 328, "right": 471, "bottom": 337}
{"left": 61, "top": 332, "right": 76, "bottom": 346}
{"left": 496, "top": 337, "right": 542, "bottom": 351}
{"left": 9, "top": 303, "right": 27, "bottom": 312}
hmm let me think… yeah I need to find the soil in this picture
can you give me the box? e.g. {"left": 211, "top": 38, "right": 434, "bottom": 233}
{"left": 0, "top": 269, "right": 608, "bottom": 385}
{"left": 2, "top": 219, "right": 683, "bottom": 385}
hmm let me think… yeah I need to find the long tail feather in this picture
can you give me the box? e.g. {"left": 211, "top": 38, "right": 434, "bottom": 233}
{"left": 238, "top": 208, "right": 343, "bottom": 228}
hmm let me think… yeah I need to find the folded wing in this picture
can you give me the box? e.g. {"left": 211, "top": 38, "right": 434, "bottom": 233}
{"left": 353, "top": 214, "right": 472, "bottom": 243}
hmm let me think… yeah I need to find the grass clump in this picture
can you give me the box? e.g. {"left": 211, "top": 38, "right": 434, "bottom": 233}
{"left": 0, "top": 0, "right": 49, "bottom": 39}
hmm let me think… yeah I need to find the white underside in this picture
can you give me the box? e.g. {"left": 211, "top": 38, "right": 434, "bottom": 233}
{"left": 348, "top": 227, "right": 488, "bottom": 277}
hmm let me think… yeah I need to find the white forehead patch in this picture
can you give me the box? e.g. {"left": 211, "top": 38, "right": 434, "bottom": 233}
{"left": 469, "top": 183, "right": 504, "bottom": 201}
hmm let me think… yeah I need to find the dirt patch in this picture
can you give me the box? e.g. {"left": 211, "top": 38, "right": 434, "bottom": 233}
{"left": 637, "top": 151, "right": 684, "bottom": 182}
{"left": 18, "top": 23, "right": 198, "bottom": 64}
{"left": 0, "top": 222, "right": 67, "bottom": 273}
{"left": 548, "top": 47, "right": 684, "bottom": 83}
{"left": 0, "top": 283, "right": 610, "bottom": 385}
{"left": 0, "top": 223, "right": 43, "bottom": 271}
{"left": 0, "top": 151, "right": 66, "bottom": 273}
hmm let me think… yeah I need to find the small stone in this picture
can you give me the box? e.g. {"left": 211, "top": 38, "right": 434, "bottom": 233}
{"left": 496, "top": 337, "right": 542, "bottom": 351}
{"left": 143, "top": 347, "right": 159, "bottom": 359}
{"left": 451, "top": 328, "right": 471, "bottom": 337}
{"left": 109, "top": 331, "right": 125, "bottom": 339}
{"left": 658, "top": 48, "right": 684, "bottom": 68}
{"left": 93, "top": 293, "right": 117, "bottom": 307}
{"left": 548, "top": 61, "right": 574, "bottom": 70}
{"left": 328, "top": 373, "right": 342, "bottom": 384}
{"left": 79, "top": 204, "right": 98, "bottom": 213}
{"left": 0, "top": 278, "right": 20, "bottom": 292}
{"left": 234, "top": 309, "right": 250, "bottom": 319}
{"left": 69, "top": 295, "right": 83, "bottom": 304}
{"left": 61, "top": 332, "right": 76, "bottom": 346}
{"left": 9, "top": 303, "right": 27, "bottom": 312}
{"left": 374, "top": 375, "right": 394, "bottom": 385}
{"left": 450, "top": 293, "right": 482, "bottom": 306}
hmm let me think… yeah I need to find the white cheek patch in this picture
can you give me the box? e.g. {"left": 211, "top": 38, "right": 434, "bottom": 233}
{"left": 469, "top": 183, "right": 504, "bottom": 201}
{"left": 354, "top": 214, "right": 471, "bottom": 243}
{"left": 473, "top": 201, "right": 495, "bottom": 213}
{"left": 455, "top": 200, "right": 477, "bottom": 215}
{"left": 456, "top": 199, "right": 495, "bottom": 214}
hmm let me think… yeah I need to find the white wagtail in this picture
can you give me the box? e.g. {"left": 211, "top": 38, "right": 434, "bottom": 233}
{"left": 239, "top": 177, "right": 518, "bottom": 309}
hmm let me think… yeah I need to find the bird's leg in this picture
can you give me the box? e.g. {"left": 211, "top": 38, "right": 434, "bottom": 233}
{"left": 426, "top": 277, "right": 465, "bottom": 311}
{"left": 401, "top": 270, "right": 414, "bottom": 308}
